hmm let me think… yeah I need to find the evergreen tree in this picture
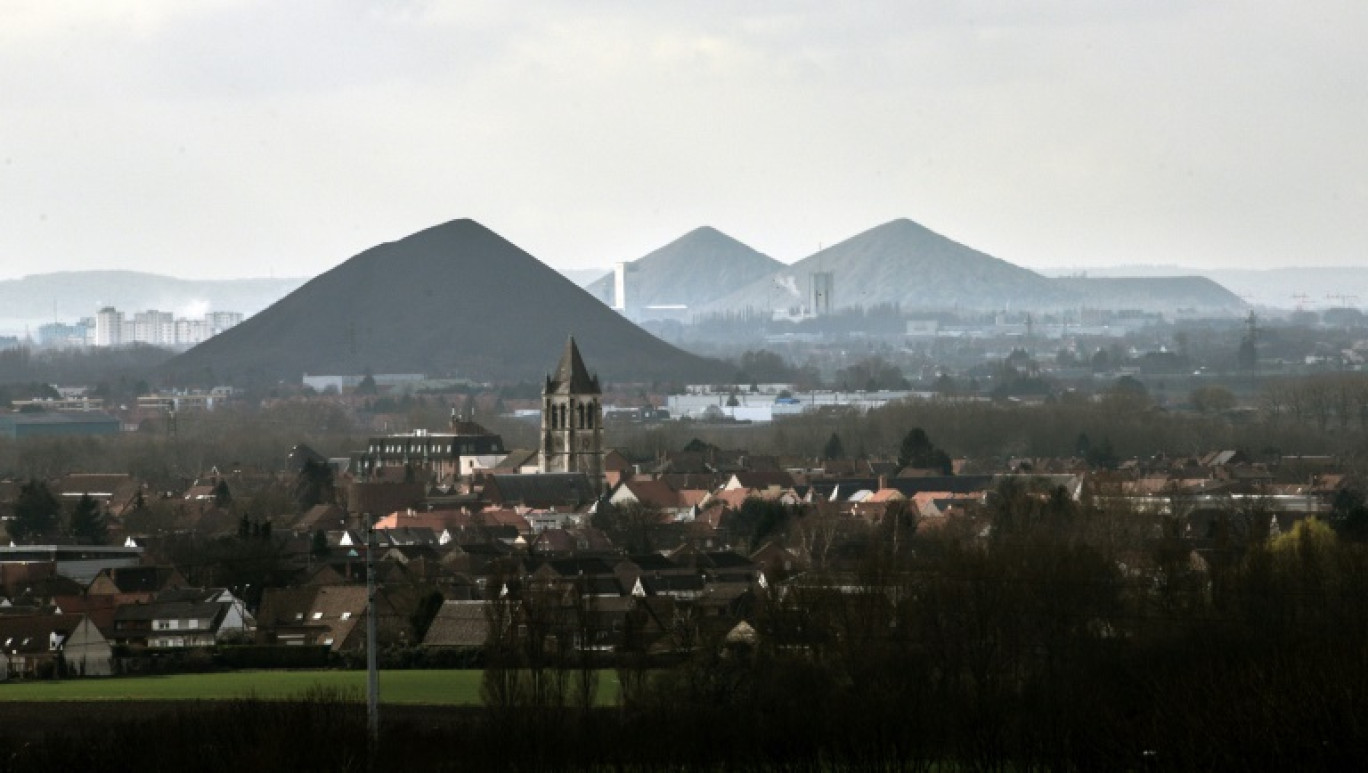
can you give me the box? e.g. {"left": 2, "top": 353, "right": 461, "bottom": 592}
{"left": 822, "top": 432, "right": 846, "bottom": 461}
{"left": 68, "top": 493, "right": 107, "bottom": 545}
{"left": 311, "top": 528, "right": 330, "bottom": 557}
{"left": 213, "top": 480, "right": 232, "bottom": 507}
{"left": 1329, "top": 488, "right": 1368, "bottom": 543}
{"left": 897, "top": 428, "right": 953, "bottom": 474}
{"left": 12, "top": 479, "right": 60, "bottom": 542}
{"left": 294, "top": 458, "right": 336, "bottom": 512}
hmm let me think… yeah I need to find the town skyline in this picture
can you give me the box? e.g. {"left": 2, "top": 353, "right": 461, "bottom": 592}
{"left": 4, "top": 2, "right": 1366, "bottom": 281}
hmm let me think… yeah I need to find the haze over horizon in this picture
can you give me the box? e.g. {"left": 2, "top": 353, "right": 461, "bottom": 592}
{"left": 4, "top": 2, "right": 1366, "bottom": 281}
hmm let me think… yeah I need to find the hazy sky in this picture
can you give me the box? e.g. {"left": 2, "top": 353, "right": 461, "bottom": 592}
{"left": 3, "top": 1, "right": 1365, "bottom": 280}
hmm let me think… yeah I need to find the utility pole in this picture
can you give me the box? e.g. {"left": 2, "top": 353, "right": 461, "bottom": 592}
{"left": 366, "top": 512, "right": 380, "bottom": 752}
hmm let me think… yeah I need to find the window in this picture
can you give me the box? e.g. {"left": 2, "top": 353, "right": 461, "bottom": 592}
{"left": 340, "top": 612, "right": 352, "bottom": 620}
{"left": 311, "top": 611, "right": 323, "bottom": 620}
{"left": 323, "top": 637, "right": 334, "bottom": 646}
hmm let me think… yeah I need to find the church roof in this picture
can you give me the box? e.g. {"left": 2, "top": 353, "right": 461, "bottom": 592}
{"left": 546, "top": 336, "right": 601, "bottom": 395}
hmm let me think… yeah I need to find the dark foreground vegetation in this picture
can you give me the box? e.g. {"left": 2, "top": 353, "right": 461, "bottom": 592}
{"left": 4, "top": 505, "right": 1367, "bottom": 772}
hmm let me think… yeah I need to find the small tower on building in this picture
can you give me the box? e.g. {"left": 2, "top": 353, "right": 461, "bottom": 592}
{"left": 540, "top": 337, "right": 604, "bottom": 485}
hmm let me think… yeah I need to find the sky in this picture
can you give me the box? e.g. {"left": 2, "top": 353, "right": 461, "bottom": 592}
{"left": 3, "top": 1, "right": 1366, "bottom": 280}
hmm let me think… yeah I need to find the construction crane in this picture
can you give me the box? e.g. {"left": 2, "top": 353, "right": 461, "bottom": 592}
{"left": 1291, "top": 292, "right": 1310, "bottom": 311}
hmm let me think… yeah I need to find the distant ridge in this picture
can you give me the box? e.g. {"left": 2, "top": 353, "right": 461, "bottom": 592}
{"left": 163, "top": 220, "right": 729, "bottom": 385}
{"left": 585, "top": 226, "right": 784, "bottom": 316}
{"left": 700, "top": 219, "right": 1076, "bottom": 315}
{"left": 1044, "top": 265, "right": 1368, "bottom": 311}
{"left": 1051, "top": 276, "right": 1246, "bottom": 315}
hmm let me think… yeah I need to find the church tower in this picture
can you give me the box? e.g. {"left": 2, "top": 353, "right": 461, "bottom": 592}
{"left": 540, "top": 337, "right": 603, "bottom": 485}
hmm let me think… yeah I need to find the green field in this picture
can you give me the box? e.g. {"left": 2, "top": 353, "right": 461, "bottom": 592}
{"left": 0, "top": 670, "right": 583, "bottom": 704}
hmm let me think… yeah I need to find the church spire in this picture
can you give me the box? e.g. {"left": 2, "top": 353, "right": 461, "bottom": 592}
{"left": 546, "top": 336, "right": 600, "bottom": 395}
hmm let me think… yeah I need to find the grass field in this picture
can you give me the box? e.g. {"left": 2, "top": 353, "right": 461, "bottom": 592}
{"left": 0, "top": 670, "right": 593, "bottom": 704}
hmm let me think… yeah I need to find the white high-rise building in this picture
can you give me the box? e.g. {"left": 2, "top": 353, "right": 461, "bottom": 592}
{"left": 205, "top": 311, "right": 244, "bottom": 335}
{"left": 134, "top": 310, "right": 175, "bottom": 345}
{"left": 94, "top": 307, "right": 123, "bottom": 347}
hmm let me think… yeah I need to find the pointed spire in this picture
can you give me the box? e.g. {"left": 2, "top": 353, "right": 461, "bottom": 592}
{"left": 546, "top": 336, "right": 601, "bottom": 395}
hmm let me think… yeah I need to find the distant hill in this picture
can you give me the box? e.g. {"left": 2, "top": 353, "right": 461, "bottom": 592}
{"left": 699, "top": 219, "right": 1076, "bottom": 315}
{"left": 557, "top": 267, "right": 611, "bottom": 288}
{"left": 162, "top": 219, "right": 729, "bottom": 385}
{"left": 1045, "top": 265, "right": 1368, "bottom": 312}
{"left": 1050, "top": 276, "right": 1247, "bottom": 316}
{"left": 0, "top": 271, "right": 305, "bottom": 334}
{"left": 584, "top": 227, "right": 785, "bottom": 318}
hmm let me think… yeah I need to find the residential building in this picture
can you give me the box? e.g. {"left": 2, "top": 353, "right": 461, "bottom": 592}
{"left": 353, "top": 412, "right": 507, "bottom": 483}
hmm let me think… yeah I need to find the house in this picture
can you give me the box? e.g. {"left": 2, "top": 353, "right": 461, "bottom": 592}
{"left": 608, "top": 479, "right": 691, "bottom": 518}
{"left": 256, "top": 584, "right": 414, "bottom": 651}
{"left": 0, "top": 614, "right": 113, "bottom": 678}
{"left": 86, "top": 566, "right": 188, "bottom": 605}
{"left": 113, "top": 599, "right": 231, "bottom": 649}
{"left": 150, "top": 587, "right": 254, "bottom": 640}
{"left": 291, "top": 503, "right": 348, "bottom": 534}
{"left": 421, "top": 600, "right": 494, "bottom": 651}
{"left": 481, "top": 473, "right": 598, "bottom": 510}
{"left": 722, "top": 471, "right": 796, "bottom": 494}
{"left": 602, "top": 449, "right": 635, "bottom": 489}
{"left": 351, "top": 414, "right": 508, "bottom": 483}
{"left": 256, "top": 585, "right": 367, "bottom": 651}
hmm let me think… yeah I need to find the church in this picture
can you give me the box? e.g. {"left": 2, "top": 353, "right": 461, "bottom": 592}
{"left": 539, "top": 336, "right": 604, "bottom": 485}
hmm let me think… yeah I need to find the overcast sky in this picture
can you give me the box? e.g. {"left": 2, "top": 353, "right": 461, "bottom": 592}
{"left": 3, "top": 1, "right": 1365, "bottom": 280}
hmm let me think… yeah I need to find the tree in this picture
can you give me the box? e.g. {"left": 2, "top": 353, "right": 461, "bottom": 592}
{"left": 68, "top": 493, "right": 107, "bottom": 544}
{"left": 1328, "top": 488, "right": 1368, "bottom": 543}
{"left": 311, "top": 528, "right": 330, "bottom": 557}
{"left": 822, "top": 432, "right": 845, "bottom": 461}
{"left": 896, "top": 428, "right": 952, "bottom": 474}
{"left": 735, "top": 349, "right": 795, "bottom": 383}
{"left": 213, "top": 480, "right": 232, "bottom": 507}
{"left": 833, "top": 356, "right": 910, "bottom": 391}
{"left": 1191, "top": 384, "right": 1236, "bottom": 416}
{"left": 294, "top": 458, "right": 336, "bottom": 512}
{"left": 12, "top": 479, "right": 60, "bottom": 542}
{"left": 728, "top": 497, "right": 795, "bottom": 548}
{"left": 1101, "top": 375, "right": 1151, "bottom": 413}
